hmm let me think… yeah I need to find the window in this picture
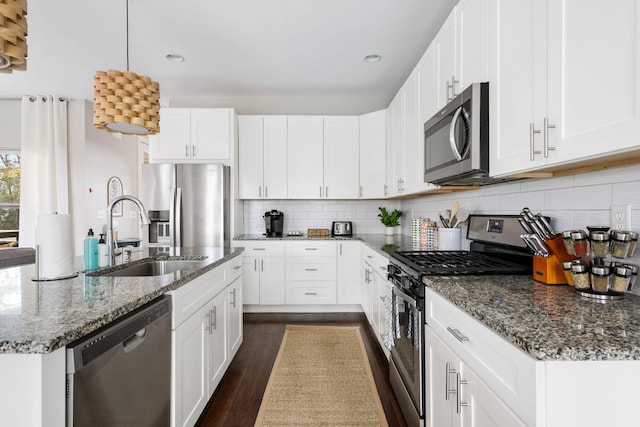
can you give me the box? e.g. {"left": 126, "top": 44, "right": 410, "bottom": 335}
{"left": 0, "top": 153, "right": 20, "bottom": 247}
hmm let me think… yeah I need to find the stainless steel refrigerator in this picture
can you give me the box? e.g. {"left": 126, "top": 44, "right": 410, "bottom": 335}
{"left": 142, "top": 164, "right": 230, "bottom": 248}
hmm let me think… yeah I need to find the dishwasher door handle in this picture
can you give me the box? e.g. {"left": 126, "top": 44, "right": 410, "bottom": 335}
{"left": 123, "top": 328, "right": 148, "bottom": 353}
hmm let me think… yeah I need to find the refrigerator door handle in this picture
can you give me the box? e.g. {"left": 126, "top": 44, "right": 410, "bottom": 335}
{"left": 175, "top": 187, "right": 182, "bottom": 248}
{"left": 169, "top": 187, "right": 176, "bottom": 247}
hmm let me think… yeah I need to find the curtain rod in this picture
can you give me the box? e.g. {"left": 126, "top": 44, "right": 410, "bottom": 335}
{"left": 0, "top": 96, "right": 71, "bottom": 102}
{"left": 25, "top": 96, "right": 70, "bottom": 102}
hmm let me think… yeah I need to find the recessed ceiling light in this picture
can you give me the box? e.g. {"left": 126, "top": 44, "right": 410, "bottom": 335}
{"left": 363, "top": 54, "right": 382, "bottom": 63}
{"left": 165, "top": 54, "right": 185, "bottom": 63}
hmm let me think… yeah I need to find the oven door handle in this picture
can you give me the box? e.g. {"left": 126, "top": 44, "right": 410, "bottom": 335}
{"left": 392, "top": 286, "right": 418, "bottom": 307}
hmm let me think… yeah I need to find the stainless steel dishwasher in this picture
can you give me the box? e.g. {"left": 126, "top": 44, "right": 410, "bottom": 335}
{"left": 66, "top": 295, "right": 172, "bottom": 426}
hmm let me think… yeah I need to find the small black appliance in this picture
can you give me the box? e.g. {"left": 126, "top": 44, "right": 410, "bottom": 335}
{"left": 264, "top": 210, "right": 284, "bottom": 237}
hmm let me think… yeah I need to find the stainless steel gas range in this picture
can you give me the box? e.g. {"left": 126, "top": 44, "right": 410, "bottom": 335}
{"left": 387, "top": 215, "right": 533, "bottom": 427}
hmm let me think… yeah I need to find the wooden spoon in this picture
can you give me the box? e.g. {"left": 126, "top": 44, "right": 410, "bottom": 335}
{"left": 449, "top": 202, "right": 460, "bottom": 227}
{"left": 452, "top": 207, "right": 469, "bottom": 228}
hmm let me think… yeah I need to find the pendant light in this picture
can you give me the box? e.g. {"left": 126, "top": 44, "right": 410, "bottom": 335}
{"left": 0, "top": 0, "right": 27, "bottom": 73}
{"left": 93, "top": 0, "right": 160, "bottom": 135}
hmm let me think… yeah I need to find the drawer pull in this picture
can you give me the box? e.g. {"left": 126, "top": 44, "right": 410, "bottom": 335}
{"left": 304, "top": 248, "right": 318, "bottom": 251}
{"left": 253, "top": 248, "right": 266, "bottom": 251}
{"left": 447, "top": 327, "right": 469, "bottom": 343}
{"left": 304, "top": 268, "right": 318, "bottom": 271}
{"left": 233, "top": 265, "right": 242, "bottom": 270}
{"left": 304, "top": 292, "right": 318, "bottom": 295}
{"left": 456, "top": 373, "right": 469, "bottom": 413}
{"left": 367, "top": 255, "right": 373, "bottom": 259}
{"left": 445, "top": 362, "right": 457, "bottom": 400}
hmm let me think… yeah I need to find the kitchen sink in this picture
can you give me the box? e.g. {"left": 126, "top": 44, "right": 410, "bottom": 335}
{"left": 93, "top": 259, "right": 203, "bottom": 277}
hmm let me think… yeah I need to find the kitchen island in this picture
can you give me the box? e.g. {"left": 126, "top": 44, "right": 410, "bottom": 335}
{"left": 0, "top": 246, "right": 242, "bottom": 427}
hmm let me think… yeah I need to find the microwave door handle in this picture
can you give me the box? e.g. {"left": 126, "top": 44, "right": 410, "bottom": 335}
{"left": 448, "top": 106, "right": 471, "bottom": 161}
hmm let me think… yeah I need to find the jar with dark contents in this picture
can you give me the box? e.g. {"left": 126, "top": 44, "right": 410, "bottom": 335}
{"left": 571, "top": 262, "right": 590, "bottom": 290}
{"left": 590, "top": 265, "right": 611, "bottom": 293}
{"left": 562, "top": 261, "right": 574, "bottom": 286}
{"left": 589, "top": 231, "right": 610, "bottom": 258}
{"left": 562, "top": 230, "right": 575, "bottom": 256}
{"left": 570, "top": 231, "right": 589, "bottom": 257}
{"left": 611, "top": 265, "right": 632, "bottom": 294}
{"left": 611, "top": 231, "right": 632, "bottom": 258}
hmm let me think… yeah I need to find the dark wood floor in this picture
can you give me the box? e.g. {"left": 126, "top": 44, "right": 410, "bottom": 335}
{"left": 195, "top": 312, "right": 407, "bottom": 427}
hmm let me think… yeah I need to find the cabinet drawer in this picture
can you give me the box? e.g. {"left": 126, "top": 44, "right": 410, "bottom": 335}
{"left": 426, "top": 288, "right": 537, "bottom": 426}
{"left": 286, "top": 256, "right": 336, "bottom": 281}
{"left": 362, "top": 246, "right": 389, "bottom": 272}
{"left": 240, "top": 241, "right": 285, "bottom": 256}
{"left": 169, "top": 264, "right": 226, "bottom": 328}
{"left": 226, "top": 256, "right": 243, "bottom": 282}
{"left": 286, "top": 281, "right": 337, "bottom": 304}
{"left": 286, "top": 241, "right": 336, "bottom": 257}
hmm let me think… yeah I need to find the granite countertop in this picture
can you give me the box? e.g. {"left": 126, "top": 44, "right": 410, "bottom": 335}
{"left": 0, "top": 246, "right": 242, "bottom": 355}
{"left": 424, "top": 275, "right": 640, "bottom": 361}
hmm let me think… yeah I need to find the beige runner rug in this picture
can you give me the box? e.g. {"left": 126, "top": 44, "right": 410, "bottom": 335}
{"left": 254, "top": 325, "right": 389, "bottom": 427}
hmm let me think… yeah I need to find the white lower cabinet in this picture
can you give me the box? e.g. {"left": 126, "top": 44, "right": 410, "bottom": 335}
{"left": 241, "top": 241, "right": 285, "bottom": 305}
{"left": 169, "top": 257, "right": 243, "bottom": 427}
{"left": 285, "top": 241, "right": 337, "bottom": 304}
{"left": 336, "top": 241, "right": 361, "bottom": 304}
{"left": 361, "top": 246, "right": 391, "bottom": 357}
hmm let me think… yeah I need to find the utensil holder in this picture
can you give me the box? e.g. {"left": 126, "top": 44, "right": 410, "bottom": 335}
{"left": 438, "top": 228, "right": 461, "bottom": 250}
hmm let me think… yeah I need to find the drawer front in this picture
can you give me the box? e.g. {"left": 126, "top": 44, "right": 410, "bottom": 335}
{"left": 286, "top": 281, "right": 337, "bottom": 304}
{"left": 170, "top": 264, "right": 226, "bottom": 328}
{"left": 226, "top": 256, "right": 243, "bottom": 282}
{"left": 240, "top": 241, "right": 285, "bottom": 256}
{"left": 286, "top": 241, "right": 336, "bottom": 257}
{"left": 426, "top": 288, "right": 537, "bottom": 426}
{"left": 286, "top": 256, "right": 336, "bottom": 281}
{"left": 362, "top": 246, "right": 388, "bottom": 272}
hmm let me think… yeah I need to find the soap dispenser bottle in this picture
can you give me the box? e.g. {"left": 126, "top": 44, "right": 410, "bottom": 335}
{"left": 98, "top": 234, "right": 108, "bottom": 268}
{"left": 83, "top": 228, "right": 99, "bottom": 271}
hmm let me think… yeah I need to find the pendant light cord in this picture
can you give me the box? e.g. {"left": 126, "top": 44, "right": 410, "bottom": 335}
{"left": 126, "top": 0, "right": 130, "bottom": 71}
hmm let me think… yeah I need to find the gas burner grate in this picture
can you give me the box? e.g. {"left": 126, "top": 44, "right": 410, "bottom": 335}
{"left": 391, "top": 250, "right": 529, "bottom": 275}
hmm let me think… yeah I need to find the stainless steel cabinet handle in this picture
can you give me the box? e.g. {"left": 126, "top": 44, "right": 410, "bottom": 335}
{"left": 340, "top": 243, "right": 343, "bottom": 256}
{"left": 205, "top": 311, "right": 212, "bottom": 333}
{"left": 544, "top": 117, "right": 556, "bottom": 158}
{"left": 305, "top": 268, "right": 318, "bottom": 271}
{"left": 185, "top": 145, "right": 189, "bottom": 157}
{"left": 253, "top": 248, "right": 266, "bottom": 251}
{"left": 445, "top": 362, "right": 457, "bottom": 400}
{"left": 446, "top": 81, "right": 452, "bottom": 103}
{"left": 367, "top": 255, "right": 373, "bottom": 259}
{"left": 304, "top": 248, "right": 318, "bottom": 251}
{"left": 259, "top": 186, "right": 262, "bottom": 198}
{"left": 265, "top": 186, "right": 268, "bottom": 198}
{"left": 320, "top": 186, "right": 323, "bottom": 197}
{"left": 261, "top": 259, "right": 264, "bottom": 272}
{"left": 254, "top": 259, "right": 257, "bottom": 271}
{"left": 359, "top": 186, "right": 363, "bottom": 198}
{"left": 447, "top": 327, "right": 470, "bottom": 343}
{"left": 529, "top": 123, "right": 541, "bottom": 160}
{"left": 451, "top": 75, "right": 459, "bottom": 99}
{"left": 325, "top": 186, "right": 328, "bottom": 198}
{"left": 456, "top": 373, "right": 469, "bottom": 413}
{"left": 379, "top": 266, "right": 386, "bottom": 271}
{"left": 233, "top": 265, "right": 242, "bottom": 270}
{"left": 230, "top": 288, "right": 236, "bottom": 308}
{"left": 192, "top": 145, "right": 196, "bottom": 157}
{"left": 384, "top": 184, "right": 388, "bottom": 197}
{"left": 211, "top": 306, "right": 217, "bottom": 331}
{"left": 304, "top": 292, "right": 318, "bottom": 295}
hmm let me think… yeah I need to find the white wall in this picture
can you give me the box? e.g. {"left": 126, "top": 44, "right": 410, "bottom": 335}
{"left": 0, "top": 99, "right": 21, "bottom": 149}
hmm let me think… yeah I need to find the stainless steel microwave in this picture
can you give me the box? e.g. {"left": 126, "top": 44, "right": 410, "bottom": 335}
{"left": 424, "top": 82, "right": 498, "bottom": 186}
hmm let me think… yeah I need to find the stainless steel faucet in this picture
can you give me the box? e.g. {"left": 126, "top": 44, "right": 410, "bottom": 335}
{"left": 107, "top": 195, "right": 151, "bottom": 266}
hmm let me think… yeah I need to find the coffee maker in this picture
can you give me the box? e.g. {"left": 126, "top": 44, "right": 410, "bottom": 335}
{"left": 264, "top": 210, "right": 284, "bottom": 237}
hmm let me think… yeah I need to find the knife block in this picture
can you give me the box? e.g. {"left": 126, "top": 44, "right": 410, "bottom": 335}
{"left": 532, "top": 235, "right": 578, "bottom": 285}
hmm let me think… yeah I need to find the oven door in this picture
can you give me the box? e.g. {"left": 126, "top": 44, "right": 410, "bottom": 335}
{"left": 390, "top": 286, "right": 423, "bottom": 417}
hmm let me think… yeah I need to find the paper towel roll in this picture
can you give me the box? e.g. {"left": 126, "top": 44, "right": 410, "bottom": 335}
{"left": 34, "top": 214, "right": 74, "bottom": 280}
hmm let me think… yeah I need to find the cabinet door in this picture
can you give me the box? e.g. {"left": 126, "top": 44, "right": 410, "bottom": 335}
{"left": 227, "top": 278, "right": 243, "bottom": 358}
{"left": 387, "top": 93, "right": 405, "bottom": 196}
{"left": 418, "top": 44, "right": 438, "bottom": 124}
{"left": 425, "top": 327, "right": 459, "bottom": 427}
{"left": 435, "top": 8, "right": 458, "bottom": 108}
{"left": 360, "top": 262, "right": 373, "bottom": 323}
{"left": 369, "top": 267, "right": 383, "bottom": 337}
{"left": 461, "top": 365, "right": 527, "bottom": 427}
{"left": 488, "top": 0, "right": 547, "bottom": 177}
{"left": 206, "top": 291, "right": 228, "bottom": 397}
{"left": 150, "top": 108, "right": 191, "bottom": 161}
{"left": 287, "top": 116, "right": 324, "bottom": 199}
{"left": 263, "top": 116, "right": 288, "bottom": 199}
{"left": 242, "top": 256, "right": 260, "bottom": 305}
{"left": 384, "top": 104, "right": 395, "bottom": 197}
{"left": 546, "top": 0, "right": 640, "bottom": 164}
{"left": 336, "top": 241, "right": 361, "bottom": 304}
{"left": 403, "top": 71, "right": 429, "bottom": 195}
{"left": 359, "top": 110, "right": 386, "bottom": 199}
{"left": 260, "top": 257, "right": 286, "bottom": 305}
{"left": 323, "top": 116, "right": 360, "bottom": 199}
{"left": 172, "top": 305, "right": 207, "bottom": 427}
{"left": 191, "top": 109, "right": 231, "bottom": 160}
{"left": 457, "top": 0, "right": 489, "bottom": 90}
{"left": 238, "top": 116, "right": 264, "bottom": 199}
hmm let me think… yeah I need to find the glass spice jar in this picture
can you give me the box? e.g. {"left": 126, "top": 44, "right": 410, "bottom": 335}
{"left": 611, "top": 265, "right": 632, "bottom": 294}
{"left": 589, "top": 231, "right": 610, "bottom": 258}
{"left": 611, "top": 231, "right": 632, "bottom": 258}
{"left": 628, "top": 232, "right": 638, "bottom": 257}
{"left": 562, "top": 261, "right": 574, "bottom": 286}
{"left": 590, "top": 265, "right": 611, "bottom": 293}
{"left": 625, "top": 263, "right": 639, "bottom": 291}
{"left": 562, "top": 230, "right": 575, "bottom": 256}
{"left": 570, "top": 230, "right": 589, "bottom": 257}
{"left": 571, "top": 262, "right": 590, "bottom": 291}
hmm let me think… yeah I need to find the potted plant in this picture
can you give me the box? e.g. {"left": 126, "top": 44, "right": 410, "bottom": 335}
{"left": 378, "top": 207, "right": 403, "bottom": 235}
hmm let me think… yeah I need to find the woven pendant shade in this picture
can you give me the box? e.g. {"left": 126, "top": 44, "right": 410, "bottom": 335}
{"left": 93, "top": 69, "right": 160, "bottom": 135}
{"left": 0, "top": 0, "right": 27, "bottom": 73}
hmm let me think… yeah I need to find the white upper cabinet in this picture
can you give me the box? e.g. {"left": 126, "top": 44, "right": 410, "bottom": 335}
{"left": 287, "top": 116, "right": 324, "bottom": 199}
{"left": 490, "top": 0, "right": 640, "bottom": 177}
{"left": 149, "top": 108, "right": 234, "bottom": 163}
{"left": 434, "top": 8, "right": 458, "bottom": 109}
{"left": 238, "top": 116, "right": 287, "bottom": 199}
{"left": 323, "top": 116, "right": 360, "bottom": 199}
{"left": 359, "top": 110, "right": 387, "bottom": 199}
{"left": 418, "top": 44, "right": 438, "bottom": 124}
{"left": 386, "top": 92, "right": 405, "bottom": 197}
{"left": 402, "top": 71, "right": 430, "bottom": 195}
{"left": 456, "top": 0, "right": 489, "bottom": 91}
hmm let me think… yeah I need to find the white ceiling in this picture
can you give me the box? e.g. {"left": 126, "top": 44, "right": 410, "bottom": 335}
{"left": 0, "top": 0, "right": 456, "bottom": 114}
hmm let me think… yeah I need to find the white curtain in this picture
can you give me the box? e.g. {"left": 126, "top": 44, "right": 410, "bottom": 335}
{"left": 19, "top": 95, "right": 70, "bottom": 248}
